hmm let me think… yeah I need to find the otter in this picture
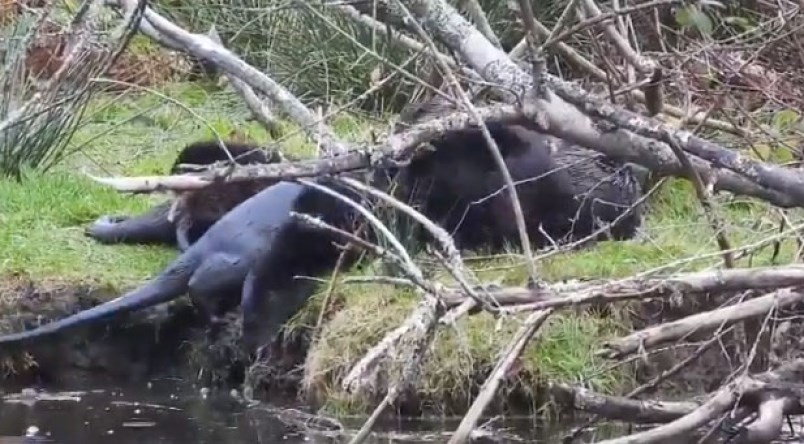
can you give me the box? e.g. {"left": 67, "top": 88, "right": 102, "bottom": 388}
{"left": 166, "top": 140, "right": 284, "bottom": 251}
{"left": 0, "top": 179, "right": 362, "bottom": 351}
{"left": 378, "top": 121, "right": 579, "bottom": 253}
{"left": 2, "top": 99, "right": 643, "bottom": 352}
{"left": 388, "top": 96, "right": 644, "bottom": 251}
{"left": 86, "top": 140, "right": 282, "bottom": 251}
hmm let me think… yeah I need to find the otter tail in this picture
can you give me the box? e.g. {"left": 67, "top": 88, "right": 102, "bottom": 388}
{"left": 0, "top": 256, "right": 197, "bottom": 346}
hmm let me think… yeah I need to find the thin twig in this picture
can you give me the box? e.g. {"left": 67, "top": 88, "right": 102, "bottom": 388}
{"left": 336, "top": 176, "right": 498, "bottom": 311}
{"left": 661, "top": 131, "right": 735, "bottom": 268}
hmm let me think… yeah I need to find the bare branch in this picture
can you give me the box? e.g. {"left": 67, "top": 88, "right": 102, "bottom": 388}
{"left": 600, "top": 288, "right": 804, "bottom": 360}
{"left": 598, "top": 377, "right": 761, "bottom": 444}
{"left": 578, "top": 0, "right": 663, "bottom": 115}
{"left": 383, "top": 0, "right": 543, "bottom": 292}
{"left": 112, "top": 0, "right": 348, "bottom": 155}
{"left": 456, "top": 0, "right": 500, "bottom": 49}
{"left": 335, "top": 177, "right": 485, "bottom": 293}
{"left": 441, "top": 264, "right": 804, "bottom": 312}
{"left": 448, "top": 309, "right": 554, "bottom": 443}
{"left": 395, "top": 0, "right": 804, "bottom": 207}
{"left": 550, "top": 382, "right": 700, "bottom": 424}
{"left": 509, "top": 4, "right": 741, "bottom": 136}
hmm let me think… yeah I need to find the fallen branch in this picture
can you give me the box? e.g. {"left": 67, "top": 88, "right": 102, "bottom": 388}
{"left": 84, "top": 103, "right": 530, "bottom": 192}
{"left": 448, "top": 308, "right": 554, "bottom": 444}
{"left": 112, "top": 0, "right": 348, "bottom": 155}
{"left": 395, "top": 0, "right": 804, "bottom": 208}
{"left": 553, "top": 360, "right": 804, "bottom": 443}
{"left": 205, "top": 26, "right": 282, "bottom": 139}
{"left": 599, "top": 287, "right": 804, "bottom": 360}
{"left": 440, "top": 264, "right": 804, "bottom": 312}
{"left": 597, "top": 363, "right": 804, "bottom": 444}
{"left": 563, "top": 326, "right": 733, "bottom": 442}
{"left": 86, "top": 100, "right": 799, "bottom": 213}
{"left": 87, "top": 0, "right": 804, "bottom": 216}
{"left": 293, "top": 179, "right": 449, "bottom": 407}
{"left": 578, "top": 0, "right": 664, "bottom": 115}
{"left": 348, "top": 297, "right": 443, "bottom": 444}
{"left": 549, "top": 382, "right": 700, "bottom": 424}
{"left": 509, "top": 1, "right": 743, "bottom": 136}
{"left": 602, "top": 379, "right": 747, "bottom": 444}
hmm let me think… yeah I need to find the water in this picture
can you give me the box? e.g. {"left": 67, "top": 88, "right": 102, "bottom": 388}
{"left": 6, "top": 378, "right": 800, "bottom": 443}
{"left": 0, "top": 378, "right": 560, "bottom": 443}
{"left": 0, "top": 379, "right": 267, "bottom": 443}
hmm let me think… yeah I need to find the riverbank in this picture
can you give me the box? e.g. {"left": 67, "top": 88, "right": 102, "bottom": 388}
{"left": 0, "top": 82, "right": 791, "bottom": 417}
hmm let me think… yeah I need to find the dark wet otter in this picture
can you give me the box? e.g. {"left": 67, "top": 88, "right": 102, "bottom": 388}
{"left": 166, "top": 140, "right": 285, "bottom": 251}
{"left": 86, "top": 140, "right": 283, "bottom": 251}
{"left": 1, "top": 179, "right": 363, "bottom": 352}
{"left": 5, "top": 99, "right": 642, "bottom": 353}
{"left": 387, "top": 96, "right": 644, "bottom": 251}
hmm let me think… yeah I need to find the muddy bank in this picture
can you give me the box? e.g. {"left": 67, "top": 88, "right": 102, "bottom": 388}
{"left": 0, "top": 274, "right": 753, "bottom": 420}
{"left": 0, "top": 275, "right": 271, "bottom": 390}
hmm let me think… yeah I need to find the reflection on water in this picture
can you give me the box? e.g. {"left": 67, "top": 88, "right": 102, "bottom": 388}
{"left": 0, "top": 379, "right": 267, "bottom": 444}
{"left": 0, "top": 378, "right": 619, "bottom": 443}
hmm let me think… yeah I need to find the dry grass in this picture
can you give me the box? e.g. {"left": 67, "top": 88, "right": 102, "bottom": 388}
{"left": 297, "top": 268, "right": 628, "bottom": 416}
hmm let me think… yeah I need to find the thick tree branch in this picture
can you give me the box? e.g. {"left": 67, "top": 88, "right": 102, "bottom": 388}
{"left": 394, "top": 0, "right": 804, "bottom": 207}
{"left": 600, "top": 287, "right": 804, "bottom": 360}
{"left": 112, "top": 0, "right": 348, "bottom": 155}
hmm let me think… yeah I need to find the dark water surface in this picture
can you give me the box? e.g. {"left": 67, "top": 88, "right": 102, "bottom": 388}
{"left": 0, "top": 378, "right": 580, "bottom": 444}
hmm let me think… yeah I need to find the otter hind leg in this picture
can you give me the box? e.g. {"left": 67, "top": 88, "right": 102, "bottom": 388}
{"left": 239, "top": 265, "right": 320, "bottom": 356}
{"left": 85, "top": 201, "right": 177, "bottom": 247}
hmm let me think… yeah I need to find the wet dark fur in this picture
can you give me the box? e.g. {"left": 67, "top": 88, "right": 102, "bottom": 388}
{"left": 167, "top": 141, "right": 284, "bottom": 251}
{"left": 548, "top": 138, "right": 644, "bottom": 243}
{"left": 389, "top": 96, "right": 644, "bottom": 250}
{"left": 2, "top": 179, "right": 362, "bottom": 353}
{"left": 379, "top": 122, "right": 579, "bottom": 252}
{"left": 85, "top": 140, "right": 281, "bottom": 250}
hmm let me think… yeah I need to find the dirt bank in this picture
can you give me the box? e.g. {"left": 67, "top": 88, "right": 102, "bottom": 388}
{"left": 0, "top": 275, "right": 184, "bottom": 384}
{"left": 0, "top": 275, "right": 771, "bottom": 422}
{"left": 0, "top": 274, "right": 314, "bottom": 394}
{"left": 0, "top": 275, "right": 235, "bottom": 388}
{"left": 0, "top": 272, "right": 774, "bottom": 419}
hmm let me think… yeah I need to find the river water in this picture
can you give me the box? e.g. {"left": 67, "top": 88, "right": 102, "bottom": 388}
{"left": 0, "top": 377, "right": 627, "bottom": 443}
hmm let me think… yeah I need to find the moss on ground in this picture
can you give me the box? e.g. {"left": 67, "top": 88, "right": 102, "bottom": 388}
{"left": 2, "top": 81, "right": 801, "bottom": 415}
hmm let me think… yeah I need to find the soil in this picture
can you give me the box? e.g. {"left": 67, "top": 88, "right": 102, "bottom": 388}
{"left": 0, "top": 275, "right": 290, "bottom": 391}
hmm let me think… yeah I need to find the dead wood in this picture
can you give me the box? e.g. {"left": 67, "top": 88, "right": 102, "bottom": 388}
{"left": 600, "top": 288, "right": 804, "bottom": 360}
{"left": 448, "top": 309, "right": 554, "bottom": 444}
{"left": 95, "top": 1, "right": 804, "bottom": 210}
{"left": 549, "top": 382, "right": 700, "bottom": 424}
{"left": 596, "top": 359, "right": 804, "bottom": 444}
{"left": 440, "top": 264, "right": 804, "bottom": 311}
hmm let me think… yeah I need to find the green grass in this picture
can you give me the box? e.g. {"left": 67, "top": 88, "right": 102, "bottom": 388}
{"left": 1, "top": 81, "right": 375, "bottom": 287}
{"left": 301, "top": 276, "right": 628, "bottom": 415}
{"left": 1, "top": 171, "right": 172, "bottom": 287}
{"left": 295, "top": 177, "right": 799, "bottom": 415}
{"left": 2, "top": 80, "right": 802, "bottom": 415}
